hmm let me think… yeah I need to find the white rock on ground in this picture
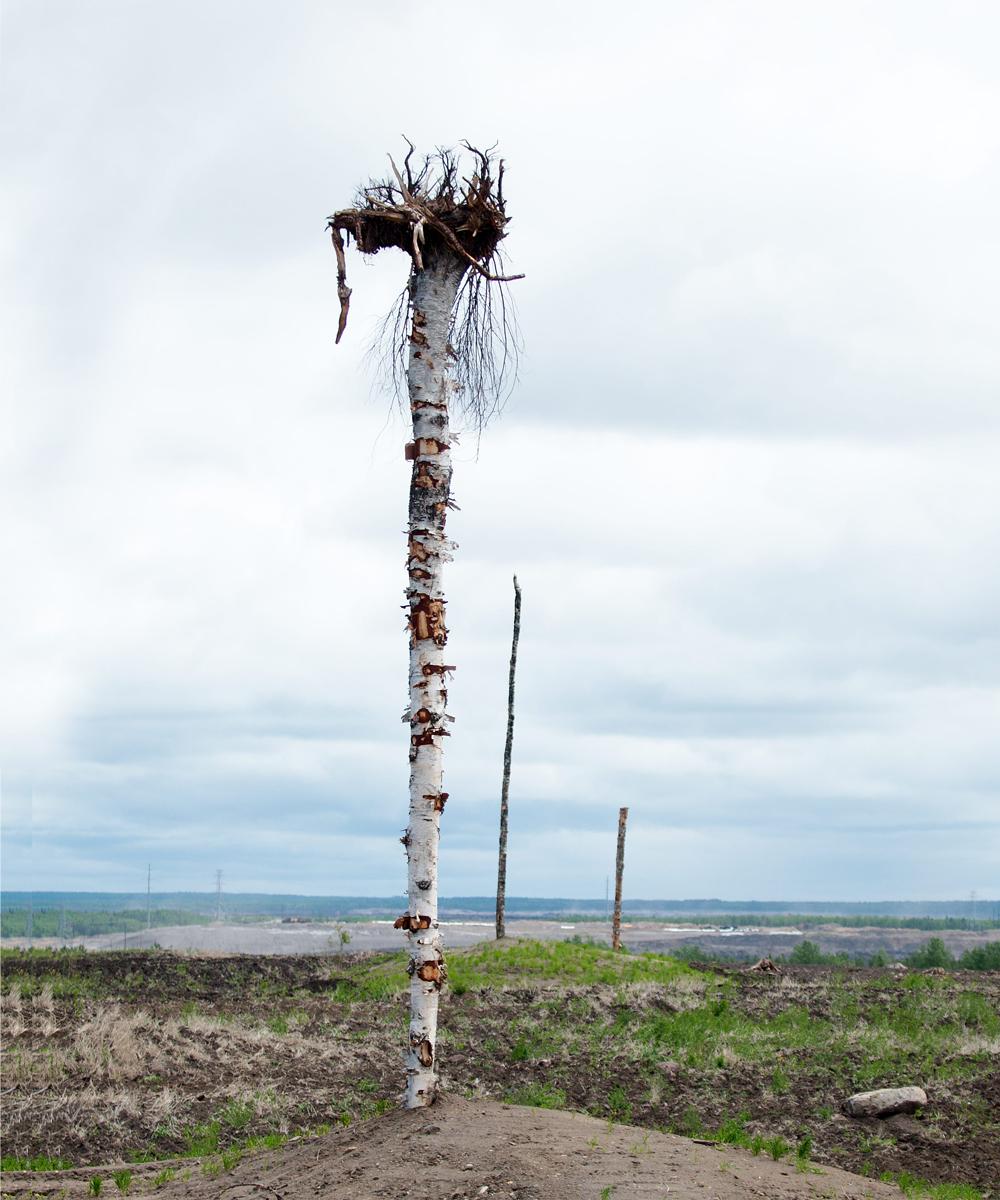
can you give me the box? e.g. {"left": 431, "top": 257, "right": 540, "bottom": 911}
{"left": 844, "top": 1086, "right": 928, "bottom": 1117}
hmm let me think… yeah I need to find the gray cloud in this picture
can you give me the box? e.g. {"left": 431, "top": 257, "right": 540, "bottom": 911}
{"left": 2, "top": 0, "right": 999, "bottom": 900}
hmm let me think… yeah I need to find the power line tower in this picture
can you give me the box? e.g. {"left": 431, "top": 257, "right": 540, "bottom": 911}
{"left": 215, "top": 869, "right": 223, "bottom": 922}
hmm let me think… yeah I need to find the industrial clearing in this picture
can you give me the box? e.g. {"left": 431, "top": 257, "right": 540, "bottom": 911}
{"left": 2, "top": 940, "right": 997, "bottom": 1198}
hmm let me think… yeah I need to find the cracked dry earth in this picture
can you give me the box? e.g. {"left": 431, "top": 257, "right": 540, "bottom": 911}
{"left": 1, "top": 1094, "right": 905, "bottom": 1200}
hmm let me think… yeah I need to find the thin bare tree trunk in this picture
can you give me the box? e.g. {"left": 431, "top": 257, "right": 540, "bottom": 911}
{"left": 495, "top": 574, "right": 521, "bottom": 939}
{"left": 611, "top": 806, "right": 629, "bottom": 951}
{"left": 401, "top": 250, "right": 466, "bottom": 1108}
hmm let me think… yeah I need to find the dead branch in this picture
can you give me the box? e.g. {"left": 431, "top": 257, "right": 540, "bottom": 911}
{"left": 331, "top": 228, "right": 352, "bottom": 345}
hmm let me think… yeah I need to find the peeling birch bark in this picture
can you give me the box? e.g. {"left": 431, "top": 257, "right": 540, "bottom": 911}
{"left": 402, "top": 250, "right": 466, "bottom": 1108}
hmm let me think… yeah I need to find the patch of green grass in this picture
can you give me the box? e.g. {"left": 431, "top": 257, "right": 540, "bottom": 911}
{"left": 771, "top": 1066, "right": 790, "bottom": 1094}
{"left": 606, "top": 1086, "right": 632, "bottom": 1123}
{"left": 713, "top": 1112, "right": 751, "bottom": 1147}
{"left": 448, "top": 939, "right": 702, "bottom": 992}
{"left": 1, "top": 1154, "right": 74, "bottom": 1170}
{"left": 151, "top": 1169, "right": 176, "bottom": 1188}
{"left": 221, "top": 1099, "right": 255, "bottom": 1130}
{"left": 764, "top": 1135, "right": 790, "bottom": 1161}
{"left": 882, "top": 1171, "right": 984, "bottom": 1199}
{"left": 505, "top": 1082, "right": 567, "bottom": 1109}
{"left": 244, "top": 1132, "right": 287, "bottom": 1151}
{"left": 2, "top": 971, "right": 96, "bottom": 1000}
{"left": 329, "top": 1079, "right": 394, "bottom": 1126}
{"left": 89, "top": 1177, "right": 103, "bottom": 1195}
{"left": 202, "top": 1148, "right": 242, "bottom": 1178}
{"left": 112, "top": 1169, "right": 132, "bottom": 1194}
{"left": 183, "top": 1120, "right": 221, "bottom": 1157}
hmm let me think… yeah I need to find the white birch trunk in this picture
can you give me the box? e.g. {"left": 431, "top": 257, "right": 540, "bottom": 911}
{"left": 401, "top": 251, "right": 466, "bottom": 1107}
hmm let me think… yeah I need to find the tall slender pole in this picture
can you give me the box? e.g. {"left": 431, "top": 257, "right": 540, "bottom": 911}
{"left": 611, "top": 807, "right": 628, "bottom": 951}
{"left": 496, "top": 575, "right": 522, "bottom": 940}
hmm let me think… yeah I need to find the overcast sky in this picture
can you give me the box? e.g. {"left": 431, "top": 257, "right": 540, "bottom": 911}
{"left": 2, "top": 0, "right": 998, "bottom": 901}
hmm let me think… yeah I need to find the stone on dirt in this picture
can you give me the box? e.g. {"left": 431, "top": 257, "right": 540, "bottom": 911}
{"left": 844, "top": 1086, "right": 927, "bottom": 1117}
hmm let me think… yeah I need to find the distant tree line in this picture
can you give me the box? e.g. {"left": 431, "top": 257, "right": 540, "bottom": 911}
{"left": 2, "top": 909, "right": 234, "bottom": 938}
{"left": 711, "top": 913, "right": 999, "bottom": 932}
{"left": 671, "top": 938, "right": 1000, "bottom": 971}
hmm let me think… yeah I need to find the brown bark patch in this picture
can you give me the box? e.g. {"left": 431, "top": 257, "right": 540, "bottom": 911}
{"left": 394, "top": 914, "right": 432, "bottom": 931}
{"left": 409, "top": 596, "right": 447, "bottom": 646}
{"left": 411, "top": 728, "right": 450, "bottom": 749}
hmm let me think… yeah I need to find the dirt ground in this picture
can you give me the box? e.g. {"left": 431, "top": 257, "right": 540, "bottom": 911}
{"left": 2, "top": 948, "right": 997, "bottom": 1197}
{"left": 0, "top": 1093, "right": 907, "bottom": 1200}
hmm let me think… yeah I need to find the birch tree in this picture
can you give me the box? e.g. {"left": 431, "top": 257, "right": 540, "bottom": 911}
{"left": 328, "top": 144, "right": 521, "bottom": 1107}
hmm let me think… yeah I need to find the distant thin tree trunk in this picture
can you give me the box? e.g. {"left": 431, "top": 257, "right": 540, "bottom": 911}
{"left": 611, "top": 806, "right": 629, "bottom": 951}
{"left": 496, "top": 574, "right": 522, "bottom": 939}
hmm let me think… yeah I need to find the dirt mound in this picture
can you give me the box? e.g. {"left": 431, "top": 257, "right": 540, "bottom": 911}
{"left": 1, "top": 1095, "right": 903, "bottom": 1199}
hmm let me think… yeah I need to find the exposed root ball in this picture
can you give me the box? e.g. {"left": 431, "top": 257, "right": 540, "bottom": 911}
{"left": 328, "top": 141, "right": 522, "bottom": 430}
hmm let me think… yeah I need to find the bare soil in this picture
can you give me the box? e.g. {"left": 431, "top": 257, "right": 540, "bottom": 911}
{"left": 1, "top": 1094, "right": 906, "bottom": 1199}
{"left": 2, "top": 949, "right": 997, "bottom": 1197}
